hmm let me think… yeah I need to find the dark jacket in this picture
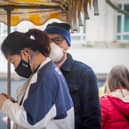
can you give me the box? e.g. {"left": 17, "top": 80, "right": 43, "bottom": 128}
{"left": 60, "top": 53, "right": 101, "bottom": 129}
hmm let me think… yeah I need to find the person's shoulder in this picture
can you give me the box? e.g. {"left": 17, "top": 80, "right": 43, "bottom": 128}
{"left": 73, "top": 59, "right": 96, "bottom": 77}
{"left": 39, "top": 61, "right": 64, "bottom": 80}
{"left": 39, "top": 61, "right": 55, "bottom": 73}
{"left": 73, "top": 59, "right": 91, "bottom": 70}
{"left": 66, "top": 53, "right": 91, "bottom": 71}
{"left": 100, "top": 95, "right": 111, "bottom": 107}
{"left": 100, "top": 95, "right": 110, "bottom": 101}
{"left": 37, "top": 61, "right": 59, "bottom": 81}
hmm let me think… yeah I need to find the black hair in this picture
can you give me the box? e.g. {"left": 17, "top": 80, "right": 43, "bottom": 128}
{"left": 1, "top": 29, "right": 50, "bottom": 57}
{"left": 107, "top": 65, "right": 129, "bottom": 91}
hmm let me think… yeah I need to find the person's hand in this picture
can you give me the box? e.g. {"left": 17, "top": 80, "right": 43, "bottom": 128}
{"left": 1, "top": 93, "right": 15, "bottom": 101}
{"left": 0, "top": 94, "right": 8, "bottom": 109}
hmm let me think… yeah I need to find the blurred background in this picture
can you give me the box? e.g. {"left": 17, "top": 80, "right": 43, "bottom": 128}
{"left": 0, "top": 0, "right": 129, "bottom": 128}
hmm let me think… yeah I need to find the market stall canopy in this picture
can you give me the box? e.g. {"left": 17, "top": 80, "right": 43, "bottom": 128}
{"left": 0, "top": 0, "right": 99, "bottom": 31}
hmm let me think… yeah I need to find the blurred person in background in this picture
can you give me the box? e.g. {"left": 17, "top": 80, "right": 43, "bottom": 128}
{"left": 100, "top": 65, "right": 129, "bottom": 129}
{"left": 45, "top": 22, "right": 101, "bottom": 129}
{"left": 0, "top": 29, "right": 74, "bottom": 129}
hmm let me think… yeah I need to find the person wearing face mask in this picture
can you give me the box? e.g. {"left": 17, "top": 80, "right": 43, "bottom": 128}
{"left": 0, "top": 29, "right": 74, "bottom": 129}
{"left": 49, "top": 42, "right": 65, "bottom": 64}
{"left": 45, "top": 22, "right": 101, "bottom": 129}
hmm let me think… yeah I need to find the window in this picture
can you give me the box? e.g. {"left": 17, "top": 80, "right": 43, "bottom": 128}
{"left": 116, "top": 4, "right": 129, "bottom": 41}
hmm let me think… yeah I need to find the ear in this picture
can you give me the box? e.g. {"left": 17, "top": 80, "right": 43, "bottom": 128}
{"left": 20, "top": 48, "right": 31, "bottom": 60}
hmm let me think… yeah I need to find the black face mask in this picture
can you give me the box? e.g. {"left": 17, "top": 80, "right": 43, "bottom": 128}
{"left": 15, "top": 59, "right": 32, "bottom": 78}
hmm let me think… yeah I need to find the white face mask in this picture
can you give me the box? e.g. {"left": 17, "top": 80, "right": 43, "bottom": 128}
{"left": 49, "top": 42, "right": 64, "bottom": 63}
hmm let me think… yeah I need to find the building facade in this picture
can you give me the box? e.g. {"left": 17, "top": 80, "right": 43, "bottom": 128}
{"left": 85, "top": 0, "right": 129, "bottom": 44}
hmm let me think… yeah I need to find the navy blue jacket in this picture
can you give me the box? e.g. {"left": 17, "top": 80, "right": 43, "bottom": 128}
{"left": 7, "top": 59, "right": 74, "bottom": 129}
{"left": 60, "top": 53, "right": 101, "bottom": 129}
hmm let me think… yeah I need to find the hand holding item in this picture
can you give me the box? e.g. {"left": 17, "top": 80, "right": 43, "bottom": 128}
{"left": 1, "top": 93, "right": 15, "bottom": 102}
{"left": 0, "top": 93, "right": 8, "bottom": 109}
{"left": 0, "top": 93, "right": 16, "bottom": 109}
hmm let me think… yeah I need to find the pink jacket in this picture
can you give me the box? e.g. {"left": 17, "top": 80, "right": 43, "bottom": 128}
{"left": 100, "top": 89, "right": 129, "bottom": 129}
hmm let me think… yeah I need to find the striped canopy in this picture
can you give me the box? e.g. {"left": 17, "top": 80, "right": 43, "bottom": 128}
{"left": 0, "top": 0, "right": 99, "bottom": 30}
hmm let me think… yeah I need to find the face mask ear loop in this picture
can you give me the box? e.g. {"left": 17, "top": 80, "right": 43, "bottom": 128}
{"left": 29, "top": 51, "right": 36, "bottom": 66}
{"left": 20, "top": 50, "right": 29, "bottom": 66}
{"left": 28, "top": 56, "right": 32, "bottom": 66}
{"left": 28, "top": 53, "right": 37, "bottom": 74}
{"left": 28, "top": 55, "right": 34, "bottom": 75}
{"left": 19, "top": 54, "right": 22, "bottom": 66}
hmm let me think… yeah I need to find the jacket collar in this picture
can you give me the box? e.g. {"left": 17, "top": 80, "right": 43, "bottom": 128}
{"left": 61, "top": 53, "right": 74, "bottom": 72}
{"left": 111, "top": 89, "right": 129, "bottom": 102}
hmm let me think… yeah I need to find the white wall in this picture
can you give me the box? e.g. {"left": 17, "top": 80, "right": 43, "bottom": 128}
{"left": 104, "top": 0, "right": 116, "bottom": 42}
{"left": 86, "top": 0, "right": 116, "bottom": 43}
{"left": 68, "top": 48, "right": 129, "bottom": 74}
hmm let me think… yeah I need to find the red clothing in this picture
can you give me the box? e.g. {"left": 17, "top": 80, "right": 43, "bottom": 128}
{"left": 100, "top": 95, "right": 129, "bottom": 129}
